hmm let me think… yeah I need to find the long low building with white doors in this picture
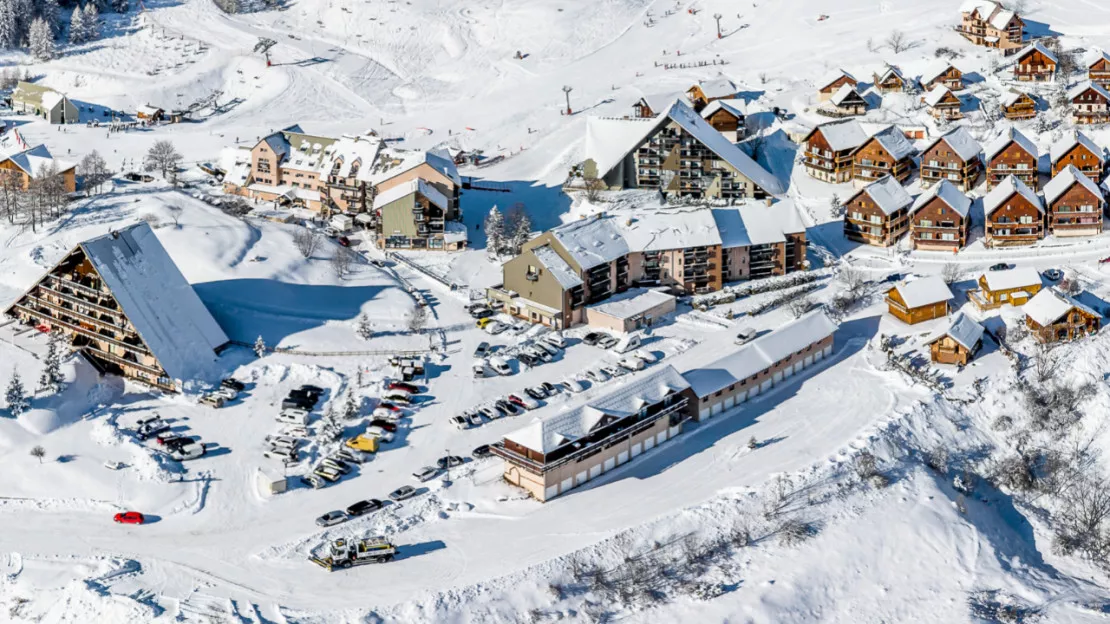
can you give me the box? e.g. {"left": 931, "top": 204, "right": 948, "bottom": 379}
{"left": 681, "top": 310, "right": 838, "bottom": 420}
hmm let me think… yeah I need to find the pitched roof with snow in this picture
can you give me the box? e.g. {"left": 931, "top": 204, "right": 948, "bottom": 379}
{"left": 699, "top": 99, "right": 746, "bottom": 120}
{"left": 1015, "top": 41, "right": 1058, "bottom": 64}
{"left": 364, "top": 147, "right": 462, "bottom": 187}
{"left": 710, "top": 201, "right": 806, "bottom": 248}
{"left": 959, "top": 0, "right": 997, "bottom": 15}
{"left": 1050, "top": 131, "right": 1104, "bottom": 165}
{"left": 982, "top": 266, "right": 1041, "bottom": 291}
{"left": 892, "top": 276, "right": 953, "bottom": 309}
{"left": 372, "top": 177, "right": 449, "bottom": 211}
{"left": 531, "top": 245, "right": 583, "bottom": 289}
{"left": 924, "top": 85, "right": 956, "bottom": 107}
{"left": 550, "top": 215, "right": 631, "bottom": 270}
{"left": 925, "top": 127, "right": 981, "bottom": 162}
{"left": 984, "top": 127, "right": 1038, "bottom": 163}
{"left": 695, "top": 78, "right": 737, "bottom": 99}
{"left": 322, "top": 134, "right": 384, "bottom": 181}
{"left": 875, "top": 65, "right": 905, "bottom": 83}
{"left": 830, "top": 84, "right": 865, "bottom": 106}
{"left": 637, "top": 91, "right": 683, "bottom": 115}
{"left": 682, "top": 310, "right": 837, "bottom": 397}
{"left": 868, "top": 126, "right": 917, "bottom": 161}
{"left": 618, "top": 207, "right": 723, "bottom": 252}
{"left": 807, "top": 119, "right": 869, "bottom": 152}
{"left": 851, "top": 175, "right": 913, "bottom": 216}
{"left": 912, "top": 179, "right": 972, "bottom": 217}
{"left": 504, "top": 365, "right": 690, "bottom": 454}
{"left": 1067, "top": 81, "right": 1110, "bottom": 103}
{"left": 929, "top": 312, "right": 984, "bottom": 351}
{"left": 1043, "top": 164, "right": 1104, "bottom": 205}
{"left": 77, "top": 223, "right": 229, "bottom": 382}
{"left": 1024, "top": 288, "right": 1101, "bottom": 326}
{"left": 983, "top": 175, "right": 1043, "bottom": 216}
{"left": 1, "top": 144, "right": 74, "bottom": 177}
{"left": 1090, "top": 50, "right": 1110, "bottom": 68}
{"left": 818, "top": 69, "right": 856, "bottom": 91}
{"left": 999, "top": 90, "right": 1031, "bottom": 107}
{"left": 921, "top": 60, "right": 958, "bottom": 86}
{"left": 584, "top": 116, "right": 660, "bottom": 180}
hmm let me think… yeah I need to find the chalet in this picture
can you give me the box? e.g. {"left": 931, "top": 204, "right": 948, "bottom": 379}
{"left": 900, "top": 125, "right": 929, "bottom": 141}
{"left": 1000, "top": 91, "right": 1036, "bottom": 120}
{"left": 1013, "top": 42, "right": 1057, "bottom": 82}
{"left": 984, "top": 127, "right": 1038, "bottom": 189}
{"left": 886, "top": 276, "right": 954, "bottom": 325}
{"left": 1068, "top": 81, "right": 1110, "bottom": 125}
{"left": 632, "top": 93, "right": 678, "bottom": 119}
{"left": 683, "top": 310, "right": 837, "bottom": 420}
{"left": 872, "top": 65, "right": 908, "bottom": 93}
{"left": 801, "top": 119, "right": 868, "bottom": 183}
{"left": 825, "top": 84, "right": 868, "bottom": 117}
{"left": 971, "top": 266, "right": 1042, "bottom": 310}
{"left": 493, "top": 365, "right": 695, "bottom": 502}
{"left": 1024, "top": 288, "right": 1101, "bottom": 343}
{"left": 842, "top": 176, "right": 914, "bottom": 247}
{"left": 983, "top": 175, "right": 1045, "bottom": 247}
{"left": 852, "top": 126, "right": 915, "bottom": 185}
{"left": 927, "top": 312, "right": 984, "bottom": 366}
{"left": 1049, "top": 131, "right": 1104, "bottom": 183}
{"left": 920, "top": 60, "right": 963, "bottom": 91}
{"left": 920, "top": 127, "right": 982, "bottom": 191}
{"left": 1089, "top": 51, "right": 1110, "bottom": 89}
{"left": 1043, "top": 165, "right": 1105, "bottom": 237}
{"left": 687, "top": 78, "right": 736, "bottom": 110}
{"left": 909, "top": 180, "right": 973, "bottom": 252}
{"left": 699, "top": 99, "right": 747, "bottom": 142}
{"left": 3, "top": 223, "right": 230, "bottom": 392}
{"left": 817, "top": 69, "right": 857, "bottom": 102}
{"left": 136, "top": 105, "right": 164, "bottom": 122}
{"left": 0, "top": 145, "right": 77, "bottom": 193}
{"left": 581, "top": 100, "right": 783, "bottom": 200}
{"left": 923, "top": 86, "right": 963, "bottom": 121}
{"left": 10, "top": 82, "right": 79, "bottom": 124}
{"left": 374, "top": 178, "right": 467, "bottom": 251}
{"left": 958, "top": 1, "right": 1024, "bottom": 53}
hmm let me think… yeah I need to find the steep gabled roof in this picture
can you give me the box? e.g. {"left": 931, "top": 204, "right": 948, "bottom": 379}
{"left": 372, "top": 177, "right": 449, "bottom": 211}
{"left": 982, "top": 266, "right": 1041, "bottom": 292}
{"left": 549, "top": 215, "right": 631, "bottom": 270}
{"left": 984, "top": 127, "right": 1038, "bottom": 162}
{"left": 1050, "top": 131, "right": 1104, "bottom": 165}
{"left": 924, "top": 127, "right": 981, "bottom": 162}
{"left": 531, "top": 245, "right": 583, "bottom": 289}
{"left": 804, "top": 119, "right": 868, "bottom": 152}
{"left": 983, "top": 175, "right": 1043, "bottom": 217}
{"left": 817, "top": 69, "right": 857, "bottom": 91}
{"left": 921, "top": 60, "right": 959, "bottom": 86}
{"left": 924, "top": 85, "right": 958, "bottom": 107}
{"left": 1024, "top": 288, "right": 1100, "bottom": 327}
{"left": 694, "top": 78, "right": 737, "bottom": 99}
{"left": 1044, "top": 164, "right": 1104, "bottom": 205}
{"left": 911, "top": 179, "right": 972, "bottom": 217}
{"left": 830, "top": 84, "right": 866, "bottom": 107}
{"left": 849, "top": 175, "right": 913, "bottom": 216}
{"left": 868, "top": 126, "right": 917, "bottom": 161}
{"left": 1, "top": 144, "right": 75, "bottom": 177}
{"left": 875, "top": 64, "right": 905, "bottom": 84}
{"left": 1015, "top": 41, "right": 1058, "bottom": 65}
{"left": 1067, "top": 81, "right": 1110, "bottom": 103}
{"left": 999, "top": 90, "right": 1032, "bottom": 107}
{"left": 699, "top": 99, "right": 745, "bottom": 120}
{"left": 1089, "top": 50, "right": 1110, "bottom": 69}
{"left": 892, "top": 276, "right": 953, "bottom": 309}
{"left": 929, "top": 312, "right": 984, "bottom": 351}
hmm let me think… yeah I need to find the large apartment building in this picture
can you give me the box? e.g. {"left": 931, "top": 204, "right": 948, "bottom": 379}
{"left": 488, "top": 203, "right": 807, "bottom": 329}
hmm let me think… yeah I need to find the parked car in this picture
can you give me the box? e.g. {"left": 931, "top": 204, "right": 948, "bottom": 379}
{"left": 282, "top": 397, "right": 314, "bottom": 411}
{"left": 601, "top": 364, "right": 626, "bottom": 378}
{"left": 382, "top": 392, "right": 411, "bottom": 405}
{"left": 468, "top": 411, "right": 485, "bottom": 427}
{"left": 544, "top": 333, "right": 567, "bottom": 349}
{"left": 612, "top": 333, "right": 641, "bottom": 354}
{"left": 369, "top": 418, "right": 398, "bottom": 432}
{"left": 735, "top": 327, "right": 757, "bottom": 345}
{"left": 277, "top": 409, "right": 309, "bottom": 426}
{"left": 472, "top": 308, "right": 495, "bottom": 320}
{"left": 582, "top": 332, "right": 605, "bottom": 346}
{"left": 299, "top": 384, "right": 325, "bottom": 394}
{"left": 478, "top": 406, "right": 500, "bottom": 420}
{"left": 485, "top": 321, "right": 508, "bottom": 335}
{"left": 263, "top": 448, "right": 299, "bottom": 462}
{"left": 322, "top": 457, "right": 353, "bottom": 475}
{"left": 413, "top": 466, "right": 440, "bottom": 482}
{"left": 316, "top": 510, "right": 348, "bottom": 527}
{"left": 597, "top": 335, "right": 619, "bottom": 349}
{"left": 388, "top": 381, "right": 420, "bottom": 394}
{"left": 136, "top": 421, "right": 170, "bottom": 441}
{"left": 632, "top": 349, "right": 657, "bottom": 364}
{"left": 337, "top": 236, "right": 351, "bottom": 247}
{"left": 451, "top": 415, "right": 470, "bottom": 430}
{"left": 436, "top": 456, "right": 465, "bottom": 469}
{"left": 490, "top": 357, "right": 512, "bottom": 376}
{"left": 517, "top": 353, "right": 539, "bottom": 368}
{"left": 372, "top": 407, "right": 400, "bottom": 421}
{"left": 563, "top": 378, "right": 585, "bottom": 393}
{"left": 472, "top": 444, "right": 492, "bottom": 459}
{"left": 989, "top": 263, "right": 1011, "bottom": 271}
{"left": 366, "top": 426, "right": 395, "bottom": 443}
{"left": 313, "top": 464, "right": 343, "bottom": 482}
{"left": 345, "top": 499, "right": 383, "bottom": 517}
{"left": 618, "top": 356, "right": 645, "bottom": 371}
{"left": 507, "top": 393, "right": 540, "bottom": 410}
{"left": 199, "top": 394, "right": 226, "bottom": 408}
{"left": 169, "top": 441, "right": 206, "bottom": 461}
{"left": 495, "top": 399, "right": 519, "bottom": 416}
{"left": 524, "top": 386, "right": 546, "bottom": 400}
{"left": 221, "top": 378, "right": 246, "bottom": 392}
{"left": 534, "top": 341, "right": 560, "bottom": 357}
{"left": 289, "top": 388, "right": 320, "bottom": 403}
{"left": 473, "top": 342, "right": 491, "bottom": 358}
{"left": 526, "top": 346, "right": 553, "bottom": 363}
{"left": 539, "top": 381, "right": 558, "bottom": 395}
{"left": 212, "top": 386, "right": 238, "bottom": 401}
{"left": 476, "top": 318, "right": 495, "bottom": 330}
{"left": 300, "top": 474, "right": 326, "bottom": 489}
{"left": 334, "top": 448, "right": 367, "bottom": 464}
{"left": 586, "top": 368, "right": 609, "bottom": 383}
{"left": 155, "top": 432, "right": 184, "bottom": 446}
{"left": 1043, "top": 268, "right": 1064, "bottom": 281}
{"left": 113, "top": 511, "right": 145, "bottom": 525}
{"left": 389, "top": 485, "right": 417, "bottom": 501}
{"left": 376, "top": 402, "right": 404, "bottom": 412}
{"left": 510, "top": 321, "right": 530, "bottom": 335}
{"left": 324, "top": 226, "right": 340, "bottom": 238}
{"left": 473, "top": 360, "right": 488, "bottom": 378}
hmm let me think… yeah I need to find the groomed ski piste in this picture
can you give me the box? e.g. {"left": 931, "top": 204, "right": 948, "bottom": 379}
{"left": 3, "top": 0, "right": 1110, "bottom": 621}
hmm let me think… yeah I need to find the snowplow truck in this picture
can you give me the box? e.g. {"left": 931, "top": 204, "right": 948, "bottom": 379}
{"left": 310, "top": 536, "right": 397, "bottom": 570}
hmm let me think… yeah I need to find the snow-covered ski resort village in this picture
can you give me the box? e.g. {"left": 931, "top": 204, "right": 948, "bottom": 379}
{"left": 11, "top": 0, "right": 1110, "bottom": 621}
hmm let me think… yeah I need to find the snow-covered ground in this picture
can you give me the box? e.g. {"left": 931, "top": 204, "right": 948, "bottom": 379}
{"left": 5, "top": 0, "right": 1110, "bottom": 621}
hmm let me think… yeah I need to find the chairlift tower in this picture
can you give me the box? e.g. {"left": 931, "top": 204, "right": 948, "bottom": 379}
{"left": 254, "top": 38, "right": 277, "bottom": 67}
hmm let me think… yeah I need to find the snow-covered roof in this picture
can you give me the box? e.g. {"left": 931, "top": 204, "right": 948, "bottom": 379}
{"left": 504, "top": 365, "right": 690, "bottom": 454}
{"left": 699, "top": 99, "right": 745, "bottom": 120}
{"left": 830, "top": 84, "right": 864, "bottom": 106}
{"left": 868, "top": 126, "right": 916, "bottom": 161}
{"left": 711, "top": 201, "right": 806, "bottom": 248}
{"left": 1044, "top": 165, "right": 1104, "bottom": 205}
{"left": 1050, "top": 131, "right": 1104, "bottom": 165}
{"left": 372, "top": 177, "right": 449, "bottom": 211}
{"left": 818, "top": 69, "right": 856, "bottom": 91}
{"left": 892, "top": 276, "right": 953, "bottom": 309}
{"left": 619, "top": 207, "right": 722, "bottom": 252}
{"left": 807, "top": 119, "right": 869, "bottom": 152}
{"left": 1089, "top": 50, "right": 1110, "bottom": 68}
{"left": 587, "top": 288, "right": 674, "bottom": 320}
{"left": 988, "top": 7, "right": 1016, "bottom": 29}
{"left": 925, "top": 127, "right": 981, "bottom": 162}
{"left": 1015, "top": 41, "right": 1058, "bottom": 65}
{"left": 137, "top": 104, "right": 163, "bottom": 116}
{"left": 983, "top": 175, "right": 1043, "bottom": 217}
{"left": 218, "top": 147, "right": 252, "bottom": 187}
{"left": 637, "top": 92, "right": 683, "bottom": 115}
{"left": 923, "top": 85, "right": 957, "bottom": 107}
{"left": 78, "top": 223, "right": 229, "bottom": 382}
{"left": 694, "top": 78, "right": 736, "bottom": 99}
{"left": 852, "top": 175, "right": 913, "bottom": 216}
{"left": 322, "top": 134, "right": 383, "bottom": 181}
{"left": 875, "top": 64, "right": 905, "bottom": 83}
{"left": 363, "top": 147, "right": 462, "bottom": 187}
{"left": 959, "top": 0, "right": 997, "bottom": 16}
{"left": 984, "top": 127, "right": 1037, "bottom": 163}
{"left": 259, "top": 131, "right": 291, "bottom": 163}
{"left": 982, "top": 266, "right": 1041, "bottom": 292}
{"left": 443, "top": 221, "right": 468, "bottom": 244}
{"left": 911, "top": 179, "right": 972, "bottom": 218}
{"left": 921, "top": 60, "right": 958, "bottom": 86}
{"left": 929, "top": 312, "right": 984, "bottom": 351}
{"left": 682, "top": 310, "right": 837, "bottom": 397}
{"left": 999, "top": 90, "right": 1030, "bottom": 107}
{"left": 1067, "top": 81, "right": 1110, "bottom": 103}
{"left": 584, "top": 116, "right": 661, "bottom": 180}
{"left": 1024, "top": 288, "right": 1100, "bottom": 327}
{"left": 1, "top": 144, "right": 75, "bottom": 177}
{"left": 531, "top": 245, "right": 583, "bottom": 289}
{"left": 550, "top": 215, "right": 631, "bottom": 270}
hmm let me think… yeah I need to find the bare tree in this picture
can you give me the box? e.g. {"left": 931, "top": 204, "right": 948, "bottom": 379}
{"left": 788, "top": 295, "right": 812, "bottom": 319}
{"left": 1032, "top": 343, "right": 1060, "bottom": 383}
{"left": 407, "top": 306, "right": 427, "bottom": 334}
{"left": 143, "top": 140, "right": 182, "bottom": 179}
{"left": 30, "top": 446, "right": 45, "bottom": 464}
{"left": 1061, "top": 270, "right": 1082, "bottom": 296}
{"left": 330, "top": 245, "right": 356, "bottom": 277}
{"left": 886, "top": 30, "right": 910, "bottom": 53}
{"left": 742, "top": 129, "right": 766, "bottom": 162}
{"left": 166, "top": 204, "right": 183, "bottom": 228}
{"left": 293, "top": 228, "right": 322, "bottom": 258}
{"left": 839, "top": 265, "right": 867, "bottom": 298}
{"left": 582, "top": 172, "right": 603, "bottom": 202}
{"left": 79, "top": 150, "right": 110, "bottom": 195}
{"left": 942, "top": 262, "right": 962, "bottom": 285}
{"left": 0, "top": 173, "right": 19, "bottom": 224}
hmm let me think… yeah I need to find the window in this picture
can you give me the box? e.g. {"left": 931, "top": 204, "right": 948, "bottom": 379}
{"left": 919, "top": 219, "right": 933, "bottom": 227}
{"left": 851, "top": 211, "right": 863, "bottom": 220}
{"left": 941, "top": 232, "right": 955, "bottom": 241}
{"left": 920, "top": 232, "right": 933, "bottom": 239}
{"left": 929, "top": 159, "right": 939, "bottom": 167}
{"left": 869, "top": 215, "right": 882, "bottom": 224}
{"left": 1019, "top": 215, "right": 1033, "bottom": 224}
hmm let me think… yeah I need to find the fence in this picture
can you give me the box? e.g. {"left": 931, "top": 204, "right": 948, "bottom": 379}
{"left": 228, "top": 341, "right": 431, "bottom": 358}
{"left": 386, "top": 252, "right": 463, "bottom": 292}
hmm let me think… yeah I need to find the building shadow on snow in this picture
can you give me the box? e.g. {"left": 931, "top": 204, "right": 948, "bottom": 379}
{"left": 459, "top": 181, "right": 573, "bottom": 250}
{"left": 396, "top": 539, "right": 446, "bottom": 560}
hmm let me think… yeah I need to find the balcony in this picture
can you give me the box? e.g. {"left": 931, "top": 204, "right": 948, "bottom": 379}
{"left": 84, "top": 345, "right": 165, "bottom": 378}
{"left": 46, "top": 275, "right": 108, "bottom": 300}
{"left": 37, "top": 283, "right": 124, "bottom": 321}
{"left": 25, "top": 294, "right": 122, "bottom": 334}
{"left": 11, "top": 303, "right": 151, "bottom": 358}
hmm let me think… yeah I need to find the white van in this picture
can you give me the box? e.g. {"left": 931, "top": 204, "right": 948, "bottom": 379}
{"left": 543, "top": 332, "right": 567, "bottom": 349}
{"left": 473, "top": 360, "right": 487, "bottom": 379}
{"left": 277, "top": 409, "right": 309, "bottom": 426}
{"left": 170, "top": 442, "right": 206, "bottom": 461}
{"left": 612, "top": 332, "right": 642, "bottom": 354}
{"left": 490, "top": 357, "right": 512, "bottom": 376}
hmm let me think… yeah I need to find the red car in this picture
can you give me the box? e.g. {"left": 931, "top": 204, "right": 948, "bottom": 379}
{"left": 388, "top": 381, "right": 420, "bottom": 394}
{"left": 377, "top": 402, "right": 403, "bottom": 412}
{"left": 1101, "top": 256, "right": 1110, "bottom": 264}
{"left": 338, "top": 236, "right": 351, "bottom": 247}
{"left": 113, "top": 511, "right": 145, "bottom": 525}
{"left": 369, "top": 419, "right": 398, "bottom": 432}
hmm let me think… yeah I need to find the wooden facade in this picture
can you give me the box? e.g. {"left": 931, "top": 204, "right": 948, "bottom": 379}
{"left": 818, "top": 73, "right": 857, "bottom": 102}
{"left": 910, "top": 193, "right": 970, "bottom": 252}
{"left": 920, "top": 134, "right": 981, "bottom": 191}
{"left": 872, "top": 67, "right": 907, "bottom": 93}
{"left": 1051, "top": 138, "right": 1104, "bottom": 183}
{"left": 1090, "top": 54, "right": 1110, "bottom": 89}
{"left": 853, "top": 134, "right": 915, "bottom": 185}
{"left": 801, "top": 124, "right": 863, "bottom": 183}
{"left": 1071, "top": 83, "right": 1110, "bottom": 125}
{"left": 886, "top": 287, "right": 949, "bottom": 325}
{"left": 1013, "top": 46, "right": 1057, "bottom": 82}
{"left": 957, "top": 3, "right": 1024, "bottom": 53}
{"left": 925, "top": 89, "right": 963, "bottom": 120}
{"left": 985, "top": 182, "right": 1045, "bottom": 247}
{"left": 929, "top": 334, "right": 977, "bottom": 366}
{"left": 987, "top": 139, "right": 1038, "bottom": 189}
{"left": 1001, "top": 92, "right": 1036, "bottom": 120}
{"left": 702, "top": 105, "right": 745, "bottom": 141}
{"left": 1026, "top": 300, "right": 1101, "bottom": 343}
{"left": 1046, "top": 173, "right": 1104, "bottom": 238}
{"left": 923, "top": 65, "right": 963, "bottom": 91}
{"left": 828, "top": 88, "right": 868, "bottom": 117}
{"left": 843, "top": 185, "right": 910, "bottom": 247}
{"left": 973, "top": 272, "right": 1041, "bottom": 310}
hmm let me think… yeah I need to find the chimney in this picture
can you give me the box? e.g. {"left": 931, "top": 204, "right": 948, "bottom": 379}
{"left": 765, "top": 197, "right": 773, "bottom": 207}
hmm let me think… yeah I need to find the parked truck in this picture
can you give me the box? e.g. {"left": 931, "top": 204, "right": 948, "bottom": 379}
{"left": 309, "top": 536, "right": 397, "bottom": 570}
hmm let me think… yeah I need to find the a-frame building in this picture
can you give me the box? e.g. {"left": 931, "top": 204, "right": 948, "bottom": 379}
{"left": 4, "top": 222, "right": 229, "bottom": 392}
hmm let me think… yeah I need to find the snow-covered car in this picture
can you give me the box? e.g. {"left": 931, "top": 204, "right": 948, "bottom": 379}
{"left": 526, "top": 346, "right": 553, "bottom": 363}
{"left": 389, "top": 485, "right": 417, "bottom": 501}
{"left": 485, "top": 321, "right": 508, "bottom": 335}
{"left": 473, "top": 360, "right": 487, "bottom": 378}
{"left": 169, "top": 441, "right": 206, "bottom": 461}
{"left": 478, "top": 406, "right": 500, "bottom": 420}
{"left": 372, "top": 407, "right": 401, "bottom": 420}
{"left": 412, "top": 466, "right": 440, "bottom": 482}
{"left": 601, "top": 364, "right": 626, "bottom": 378}
{"left": 103, "top": 460, "right": 125, "bottom": 471}
{"left": 451, "top": 415, "right": 470, "bottom": 430}
{"left": 199, "top": 394, "right": 226, "bottom": 408}
{"left": 585, "top": 368, "right": 609, "bottom": 383}
{"left": 366, "top": 426, "right": 395, "bottom": 443}
{"left": 473, "top": 342, "right": 491, "bottom": 358}
{"left": 489, "top": 357, "right": 512, "bottom": 376}
{"left": 543, "top": 333, "right": 567, "bottom": 349}
{"left": 524, "top": 386, "right": 546, "bottom": 400}
{"left": 313, "top": 464, "right": 343, "bottom": 482}
{"left": 582, "top": 332, "right": 606, "bottom": 346}
{"left": 735, "top": 327, "right": 757, "bottom": 345}
{"left": 472, "top": 445, "right": 492, "bottom": 459}
{"left": 277, "top": 409, "right": 309, "bottom": 426}
{"left": 618, "top": 357, "right": 645, "bottom": 372}
{"left": 467, "top": 411, "right": 485, "bottom": 427}
{"left": 212, "top": 386, "right": 238, "bottom": 401}
{"left": 135, "top": 420, "right": 170, "bottom": 441}
{"left": 382, "top": 392, "right": 411, "bottom": 405}
{"left": 507, "top": 393, "right": 539, "bottom": 410}
{"left": 534, "top": 341, "right": 560, "bottom": 357}
{"left": 324, "top": 226, "right": 341, "bottom": 238}
{"left": 510, "top": 321, "right": 530, "bottom": 335}
{"left": 315, "top": 510, "right": 348, "bottom": 527}
{"left": 597, "top": 335, "right": 619, "bottom": 349}
{"left": 322, "top": 458, "right": 353, "bottom": 475}
{"left": 1043, "top": 268, "right": 1064, "bottom": 281}
{"left": 563, "top": 378, "right": 585, "bottom": 393}
{"left": 495, "top": 399, "right": 519, "bottom": 416}
{"left": 436, "top": 456, "right": 465, "bottom": 469}
{"left": 334, "top": 448, "right": 367, "bottom": 464}
{"left": 300, "top": 474, "right": 327, "bottom": 489}
{"left": 632, "top": 349, "right": 658, "bottom": 364}
{"left": 263, "top": 448, "right": 299, "bottom": 462}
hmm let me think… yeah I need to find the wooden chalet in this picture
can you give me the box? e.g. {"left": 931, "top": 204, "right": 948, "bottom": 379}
{"left": 136, "top": 105, "right": 164, "bottom": 122}
{"left": 1013, "top": 42, "right": 1057, "bottom": 82}
{"left": 699, "top": 99, "right": 746, "bottom": 142}
{"left": 817, "top": 69, "right": 857, "bottom": 102}
{"left": 971, "top": 266, "right": 1042, "bottom": 310}
{"left": 872, "top": 65, "right": 908, "bottom": 93}
{"left": 842, "top": 175, "right": 914, "bottom": 247}
{"left": 1044, "top": 165, "right": 1105, "bottom": 238}
{"left": 0, "top": 144, "right": 77, "bottom": 193}
{"left": 920, "top": 127, "right": 982, "bottom": 191}
{"left": 983, "top": 175, "right": 1045, "bottom": 247}
{"left": 1024, "top": 288, "right": 1101, "bottom": 343}
{"left": 852, "top": 126, "right": 916, "bottom": 185}
{"left": 984, "top": 127, "right": 1038, "bottom": 189}
{"left": 632, "top": 93, "right": 677, "bottom": 119}
{"left": 1090, "top": 52, "right": 1110, "bottom": 89}
{"left": 923, "top": 86, "right": 963, "bottom": 121}
{"left": 687, "top": 78, "right": 736, "bottom": 111}
{"left": 801, "top": 119, "right": 868, "bottom": 183}
{"left": 1000, "top": 91, "right": 1036, "bottom": 120}
{"left": 1068, "top": 81, "right": 1110, "bottom": 125}
{"left": 909, "top": 180, "right": 973, "bottom": 252}
{"left": 958, "top": 1, "right": 1024, "bottom": 53}
{"left": 928, "top": 312, "right": 984, "bottom": 366}
{"left": 2, "top": 223, "right": 229, "bottom": 392}
{"left": 920, "top": 60, "right": 963, "bottom": 91}
{"left": 886, "top": 276, "right": 953, "bottom": 325}
{"left": 1049, "top": 131, "right": 1104, "bottom": 183}
{"left": 825, "top": 85, "right": 868, "bottom": 117}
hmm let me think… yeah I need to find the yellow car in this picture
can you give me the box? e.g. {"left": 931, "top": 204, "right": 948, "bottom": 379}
{"left": 345, "top": 435, "right": 379, "bottom": 453}
{"left": 476, "top": 318, "right": 493, "bottom": 329}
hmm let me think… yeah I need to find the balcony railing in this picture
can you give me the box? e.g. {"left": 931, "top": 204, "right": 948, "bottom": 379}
{"left": 11, "top": 303, "right": 151, "bottom": 357}
{"left": 46, "top": 275, "right": 108, "bottom": 300}
{"left": 36, "top": 283, "right": 125, "bottom": 321}
{"left": 85, "top": 345, "right": 165, "bottom": 378}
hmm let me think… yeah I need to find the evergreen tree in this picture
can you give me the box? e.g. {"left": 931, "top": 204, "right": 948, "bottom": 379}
{"left": 342, "top": 391, "right": 359, "bottom": 420}
{"left": 110, "top": 0, "right": 128, "bottom": 13}
{"left": 13, "top": 0, "right": 33, "bottom": 45}
{"left": 510, "top": 211, "right": 532, "bottom": 255}
{"left": 37, "top": 330, "right": 64, "bottom": 393}
{"left": 5, "top": 369, "right": 28, "bottom": 417}
{"left": 484, "top": 206, "right": 505, "bottom": 257}
{"left": 355, "top": 313, "right": 372, "bottom": 341}
{"left": 81, "top": 3, "right": 98, "bottom": 41}
{"left": 0, "top": 0, "right": 18, "bottom": 49}
{"left": 253, "top": 335, "right": 266, "bottom": 358}
{"left": 37, "top": 0, "right": 60, "bottom": 36}
{"left": 28, "top": 17, "right": 54, "bottom": 60}
{"left": 67, "top": 5, "right": 85, "bottom": 44}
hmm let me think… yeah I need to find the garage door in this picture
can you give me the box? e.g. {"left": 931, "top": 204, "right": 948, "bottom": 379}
{"left": 545, "top": 485, "right": 559, "bottom": 500}
{"left": 774, "top": 370, "right": 784, "bottom": 383}
{"left": 804, "top": 355, "right": 813, "bottom": 367}
{"left": 617, "top": 450, "right": 629, "bottom": 465}
{"left": 669, "top": 425, "right": 681, "bottom": 438}
{"left": 760, "top": 379, "right": 773, "bottom": 393}
{"left": 749, "top": 385, "right": 760, "bottom": 397}
{"left": 644, "top": 437, "right": 655, "bottom": 451}
{"left": 823, "top": 345, "right": 832, "bottom": 358}
{"left": 738, "top": 390, "right": 748, "bottom": 403}
{"left": 560, "top": 477, "right": 573, "bottom": 494}
{"left": 656, "top": 431, "right": 667, "bottom": 445}
{"left": 700, "top": 407, "right": 710, "bottom": 420}
{"left": 589, "top": 464, "right": 602, "bottom": 479}
{"left": 711, "top": 402, "right": 724, "bottom": 416}
{"left": 724, "top": 396, "right": 735, "bottom": 409}
{"left": 576, "top": 470, "right": 589, "bottom": 486}
{"left": 631, "top": 442, "right": 642, "bottom": 458}
{"left": 603, "top": 457, "right": 616, "bottom": 472}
